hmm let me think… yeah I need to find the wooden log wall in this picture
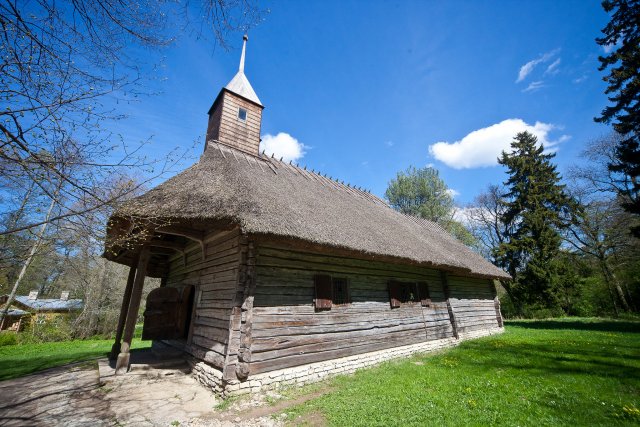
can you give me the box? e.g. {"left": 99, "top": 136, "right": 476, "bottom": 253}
{"left": 165, "top": 228, "right": 243, "bottom": 370}
{"left": 223, "top": 235, "right": 256, "bottom": 381}
{"left": 248, "top": 244, "right": 456, "bottom": 375}
{"left": 447, "top": 275, "right": 500, "bottom": 333}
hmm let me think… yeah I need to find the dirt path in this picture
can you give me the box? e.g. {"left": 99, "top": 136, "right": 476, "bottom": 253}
{"left": 217, "top": 387, "right": 331, "bottom": 423}
{"left": 0, "top": 362, "right": 329, "bottom": 426}
{"left": 0, "top": 362, "right": 112, "bottom": 426}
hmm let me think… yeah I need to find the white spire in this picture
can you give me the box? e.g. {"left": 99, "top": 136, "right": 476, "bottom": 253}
{"left": 239, "top": 34, "right": 247, "bottom": 73}
{"left": 225, "top": 34, "right": 262, "bottom": 106}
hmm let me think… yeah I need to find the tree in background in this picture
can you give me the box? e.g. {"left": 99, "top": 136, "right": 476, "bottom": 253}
{"left": 494, "top": 132, "right": 578, "bottom": 313}
{"left": 567, "top": 133, "right": 640, "bottom": 315}
{"left": 385, "top": 166, "right": 476, "bottom": 246}
{"left": 465, "top": 185, "right": 509, "bottom": 261}
{"left": 595, "top": 0, "right": 640, "bottom": 236}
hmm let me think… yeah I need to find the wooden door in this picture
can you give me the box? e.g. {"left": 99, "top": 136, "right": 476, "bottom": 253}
{"left": 142, "top": 285, "right": 195, "bottom": 340}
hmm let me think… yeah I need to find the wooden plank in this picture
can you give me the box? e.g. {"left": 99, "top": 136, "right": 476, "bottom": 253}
{"left": 251, "top": 326, "right": 453, "bottom": 362}
{"left": 251, "top": 318, "right": 454, "bottom": 353}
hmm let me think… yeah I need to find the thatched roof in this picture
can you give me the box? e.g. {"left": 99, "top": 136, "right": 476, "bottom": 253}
{"left": 113, "top": 142, "right": 509, "bottom": 280}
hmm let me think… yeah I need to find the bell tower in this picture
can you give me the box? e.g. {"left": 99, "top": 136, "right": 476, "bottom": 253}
{"left": 206, "top": 35, "right": 264, "bottom": 156}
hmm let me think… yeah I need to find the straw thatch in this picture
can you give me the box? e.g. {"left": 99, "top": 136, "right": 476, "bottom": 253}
{"left": 113, "top": 142, "right": 509, "bottom": 279}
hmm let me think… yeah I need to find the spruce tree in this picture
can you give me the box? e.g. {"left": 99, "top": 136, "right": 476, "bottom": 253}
{"left": 595, "top": 0, "right": 640, "bottom": 236}
{"left": 494, "top": 132, "right": 578, "bottom": 312}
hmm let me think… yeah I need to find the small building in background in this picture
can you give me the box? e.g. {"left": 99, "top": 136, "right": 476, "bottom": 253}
{"left": 0, "top": 297, "right": 30, "bottom": 332}
{"left": 1, "top": 292, "right": 83, "bottom": 332}
{"left": 12, "top": 292, "right": 84, "bottom": 313}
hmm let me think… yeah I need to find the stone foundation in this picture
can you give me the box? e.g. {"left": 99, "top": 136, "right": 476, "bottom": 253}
{"left": 189, "top": 327, "right": 504, "bottom": 397}
{"left": 188, "top": 359, "right": 225, "bottom": 395}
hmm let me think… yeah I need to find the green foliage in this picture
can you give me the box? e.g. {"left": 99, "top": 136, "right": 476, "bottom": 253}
{"left": 0, "top": 337, "right": 151, "bottom": 380}
{"left": 20, "top": 314, "right": 76, "bottom": 343}
{"left": 385, "top": 165, "right": 476, "bottom": 246}
{"left": 495, "top": 132, "right": 578, "bottom": 312}
{"left": 284, "top": 318, "right": 640, "bottom": 426}
{"left": 0, "top": 332, "right": 18, "bottom": 347}
{"left": 441, "top": 219, "right": 477, "bottom": 247}
{"left": 385, "top": 166, "right": 454, "bottom": 222}
{"left": 595, "top": 0, "right": 640, "bottom": 236}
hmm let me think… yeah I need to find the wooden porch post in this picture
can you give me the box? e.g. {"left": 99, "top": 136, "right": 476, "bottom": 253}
{"left": 115, "top": 246, "right": 151, "bottom": 374}
{"left": 109, "top": 261, "right": 138, "bottom": 360}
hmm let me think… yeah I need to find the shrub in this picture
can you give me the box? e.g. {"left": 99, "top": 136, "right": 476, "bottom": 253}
{"left": 20, "top": 313, "right": 75, "bottom": 343}
{"left": 0, "top": 332, "right": 18, "bottom": 347}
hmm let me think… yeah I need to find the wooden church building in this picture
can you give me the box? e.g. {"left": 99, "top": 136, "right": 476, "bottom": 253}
{"left": 105, "top": 36, "right": 510, "bottom": 396}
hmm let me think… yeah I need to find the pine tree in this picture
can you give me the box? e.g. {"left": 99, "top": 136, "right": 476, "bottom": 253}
{"left": 595, "top": 0, "right": 640, "bottom": 236}
{"left": 494, "top": 132, "right": 578, "bottom": 312}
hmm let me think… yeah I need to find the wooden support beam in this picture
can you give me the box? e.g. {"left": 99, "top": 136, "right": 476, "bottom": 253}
{"left": 110, "top": 262, "right": 138, "bottom": 360}
{"left": 115, "top": 246, "right": 151, "bottom": 374}
{"left": 440, "top": 271, "right": 459, "bottom": 339}
{"left": 156, "top": 226, "right": 204, "bottom": 243}
{"left": 156, "top": 226, "right": 206, "bottom": 261}
{"left": 148, "top": 239, "right": 186, "bottom": 252}
{"left": 494, "top": 297, "right": 504, "bottom": 328}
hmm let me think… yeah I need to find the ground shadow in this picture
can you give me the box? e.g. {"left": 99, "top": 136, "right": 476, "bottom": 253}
{"left": 506, "top": 319, "right": 640, "bottom": 333}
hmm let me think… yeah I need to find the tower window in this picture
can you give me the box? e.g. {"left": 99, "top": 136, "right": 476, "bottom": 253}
{"left": 238, "top": 107, "right": 247, "bottom": 121}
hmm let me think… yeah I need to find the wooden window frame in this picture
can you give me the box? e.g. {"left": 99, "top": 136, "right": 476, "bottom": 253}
{"left": 238, "top": 107, "right": 247, "bottom": 122}
{"left": 314, "top": 274, "right": 351, "bottom": 310}
{"left": 389, "top": 280, "right": 431, "bottom": 308}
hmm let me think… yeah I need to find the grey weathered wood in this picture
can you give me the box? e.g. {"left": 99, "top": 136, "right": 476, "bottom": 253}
{"left": 115, "top": 246, "right": 151, "bottom": 373}
{"left": 441, "top": 271, "right": 459, "bottom": 339}
{"left": 110, "top": 261, "right": 137, "bottom": 360}
{"left": 494, "top": 297, "right": 504, "bottom": 327}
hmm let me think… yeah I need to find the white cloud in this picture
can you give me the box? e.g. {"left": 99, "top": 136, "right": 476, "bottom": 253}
{"left": 384, "top": 140, "right": 394, "bottom": 147}
{"left": 516, "top": 49, "right": 560, "bottom": 83}
{"left": 447, "top": 188, "right": 460, "bottom": 198}
{"left": 544, "top": 58, "right": 561, "bottom": 75}
{"left": 260, "top": 132, "right": 307, "bottom": 162}
{"left": 573, "top": 75, "right": 587, "bottom": 84}
{"left": 523, "top": 81, "right": 545, "bottom": 93}
{"left": 428, "top": 118, "right": 567, "bottom": 169}
{"left": 453, "top": 206, "right": 477, "bottom": 226}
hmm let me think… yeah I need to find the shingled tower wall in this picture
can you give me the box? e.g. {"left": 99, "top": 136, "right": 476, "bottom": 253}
{"left": 206, "top": 35, "right": 264, "bottom": 156}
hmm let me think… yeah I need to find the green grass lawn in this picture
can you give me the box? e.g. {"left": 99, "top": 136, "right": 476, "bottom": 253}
{"left": 284, "top": 318, "right": 640, "bottom": 426}
{"left": 0, "top": 337, "right": 151, "bottom": 381}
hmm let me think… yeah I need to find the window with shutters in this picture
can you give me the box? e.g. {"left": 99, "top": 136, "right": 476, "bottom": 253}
{"left": 314, "top": 274, "right": 350, "bottom": 310}
{"left": 389, "top": 280, "right": 431, "bottom": 308}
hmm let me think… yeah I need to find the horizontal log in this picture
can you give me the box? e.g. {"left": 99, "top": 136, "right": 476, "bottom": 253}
{"left": 251, "top": 318, "right": 436, "bottom": 339}
{"left": 252, "top": 319, "right": 453, "bottom": 353}
{"left": 249, "top": 331, "right": 452, "bottom": 375}
{"left": 194, "top": 316, "right": 231, "bottom": 331}
{"left": 251, "top": 325, "right": 454, "bottom": 362}
{"left": 191, "top": 334, "right": 227, "bottom": 354}
{"left": 189, "top": 345, "right": 225, "bottom": 369}
{"left": 257, "top": 246, "right": 442, "bottom": 280}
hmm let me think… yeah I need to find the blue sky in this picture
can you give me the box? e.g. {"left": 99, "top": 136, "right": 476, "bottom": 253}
{"left": 114, "top": 0, "right": 613, "bottom": 206}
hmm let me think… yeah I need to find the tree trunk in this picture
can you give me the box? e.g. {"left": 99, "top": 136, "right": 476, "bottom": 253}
{"left": 602, "top": 261, "right": 630, "bottom": 312}
{"left": 0, "top": 195, "right": 57, "bottom": 327}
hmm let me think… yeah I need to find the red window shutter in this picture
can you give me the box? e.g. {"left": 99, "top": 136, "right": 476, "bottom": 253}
{"left": 418, "top": 282, "right": 431, "bottom": 307}
{"left": 314, "top": 274, "right": 332, "bottom": 310}
{"left": 388, "top": 280, "right": 401, "bottom": 309}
